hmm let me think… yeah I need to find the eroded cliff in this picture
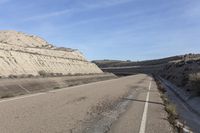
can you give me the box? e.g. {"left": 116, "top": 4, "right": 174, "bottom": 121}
{"left": 0, "top": 30, "right": 102, "bottom": 77}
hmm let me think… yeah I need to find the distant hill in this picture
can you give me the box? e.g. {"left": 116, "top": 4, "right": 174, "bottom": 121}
{"left": 93, "top": 54, "right": 200, "bottom": 95}
{"left": 92, "top": 55, "right": 184, "bottom": 68}
{"left": 93, "top": 54, "right": 200, "bottom": 68}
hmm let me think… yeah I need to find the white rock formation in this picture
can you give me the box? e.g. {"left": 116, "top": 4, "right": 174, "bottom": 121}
{"left": 0, "top": 30, "right": 102, "bottom": 77}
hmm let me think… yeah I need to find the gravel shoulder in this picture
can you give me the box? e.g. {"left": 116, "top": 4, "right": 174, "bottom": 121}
{"left": 0, "top": 73, "right": 116, "bottom": 99}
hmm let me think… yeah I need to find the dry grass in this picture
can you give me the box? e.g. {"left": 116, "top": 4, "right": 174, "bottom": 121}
{"left": 38, "top": 70, "right": 64, "bottom": 77}
{"left": 0, "top": 74, "right": 116, "bottom": 99}
{"left": 189, "top": 73, "right": 200, "bottom": 95}
{"left": 1, "top": 94, "right": 14, "bottom": 99}
{"left": 165, "top": 103, "right": 178, "bottom": 125}
{"left": 189, "top": 73, "right": 200, "bottom": 83}
{"left": 53, "top": 86, "right": 61, "bottom": 89}
{"left": 154, "top": 76, "right": 178, "bottom": 129}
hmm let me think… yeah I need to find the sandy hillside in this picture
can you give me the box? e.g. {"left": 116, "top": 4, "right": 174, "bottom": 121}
{"left": 0, "top": 30, "right": 102, "bottom": 77}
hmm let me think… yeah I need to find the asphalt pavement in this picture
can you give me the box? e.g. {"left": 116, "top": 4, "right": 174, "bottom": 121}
{"left": 0, "top": 74, "right": 173, "bottom": 133}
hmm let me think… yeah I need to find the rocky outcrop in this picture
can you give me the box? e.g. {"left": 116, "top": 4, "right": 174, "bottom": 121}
{"left": 0, "top": 30, "right": 102, "bottom": 77}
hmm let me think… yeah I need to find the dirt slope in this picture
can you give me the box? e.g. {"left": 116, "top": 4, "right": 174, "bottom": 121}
{"left": 0, "top": 30, "right": 102, "bottom": 77}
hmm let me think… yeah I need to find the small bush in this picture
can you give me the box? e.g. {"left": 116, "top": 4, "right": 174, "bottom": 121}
{"left": 189, "top": 73, "right": 200, "bottom": 95}
{"left": 17, "top": 74, "right": 34, "bottom": 78}
{"left": 38, "top": 70, "right": 47, "bottom": 77}
{"left": 165, "top": 103, "right": 178, "bottom": 124}
{"left": 186, "top": 60, "right": 194, "bottom": 64}
{"left": 73, "top": 73, "right": 82, "bottom": 76}
{"left": 180, "top": 74, "right": 189, "bottom": 87}
{"left": 176, "top": 61, "right": 185, "bottom": 67}
{"left": 154, "top": 77, "right": 178, "bottom": 127}
{"left": 67, "top": 73, "right": 73, "bottom": 76}
{"left": 55, "top": 73, "right": 63, "bottom": 76}
{"left": 27, "top": 74, "right": 34, "bottom": 78}
{"left": 156, "top": 81, "right": 166, "bottom": 93}
{"left": 53, "top": 86, "right": 61, "bottom": 89}
{"left": 18, "top": 74, "right": 26, "bottom": 78}
{"left": 8, "top": 75, "right": 17, "bottom": 78}
{"left": 166, "top": 104, "right": 178, "bottom": 117}
{"left": 38, "top": 71, "right": 63, "bottom": 77}
{"left": 1, "top": 94, "right": 14, "bottom": 99}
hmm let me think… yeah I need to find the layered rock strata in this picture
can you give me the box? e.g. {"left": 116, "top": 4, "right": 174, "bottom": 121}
{"left": 0, "top": 31, "right": 102, "bottom": 77}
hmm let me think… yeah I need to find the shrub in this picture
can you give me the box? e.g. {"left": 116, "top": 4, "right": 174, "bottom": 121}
{"left": 67, "top": 73, "right": 73, "bottom": 76}
{"left": 8, "top": 75, "right": 17, "bottom": 78}
{"left": 73, "top": 73, "right": 82, "bottom": 76}
{"left": 180, "top": 74, "right": 189, "bottom": 87}
{"left": 53, "top": 86, "right": 60, "bottom": 89}
{"left": 189, "top": 73, "right": 200, "bottom": 95}
{"left": 1, "top": 94, "right": 14, "bottom": 99}
{"left": 166, "top": 104, "right": 178, "bottom": 117}
{"left": 38, "top": 71, "right": 64, "bottom": 77}
{"left": 176, "top": 61, "right": 185, "bottom": 67}
{"left": 17, "top": 74, "right": 34, "bottom": 78}
{"left": 165, "top": 103, "right": 178, "bottom": 124}
{"left": 27, "top": 74, "right": 34, "bottom": 78}
{"left": 55, "top": 73, "right": 63, "bottom": 76}
{"left": 38, "top": 70, "right": 48, "bottom": 77}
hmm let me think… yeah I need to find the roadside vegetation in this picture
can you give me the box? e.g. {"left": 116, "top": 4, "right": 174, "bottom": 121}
{"left": 1, "top": 94, "right": 14, "bottom": 99}
{"left": 160, "top": 54, "right": 200, "bottom": 96}
{"left": 154, "top": 76, "right": 179, "bottom": 132}
{"left": 38, "top": 70, "right": 63, "bottom": 77}
{"left": 0, "top": 71, "right": 108, "bottom": 80}
{"left": 94, "top": 53, "right": 200, "bottom": 97}
{"left": 53, "top": 86, "right": 61, "bottom": 90}
{"left": 189, "top": 73, "right": 200, "bottom": 96}
{"left": 0, "top": 73, "right": 117, "bottom": 100}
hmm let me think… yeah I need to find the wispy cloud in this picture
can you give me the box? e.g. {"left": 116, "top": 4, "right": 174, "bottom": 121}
{"left": 61, "top": 11, "right": 141, "bottom": 29}
{"left": 22, "top": 0, "right": 134, "bottom": 21}
{"left": 23, "top": 9, "right": 73, "bottom": 21}
{"left": 0, "top": 0, "right": 10, "bottom": 4}
{"left": 81, "top": 0, "right": 134, "bottom": 9}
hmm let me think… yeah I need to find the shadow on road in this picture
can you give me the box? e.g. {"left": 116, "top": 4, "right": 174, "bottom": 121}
{"left": 123, "top": 98, "right": 164, "bottom": 106}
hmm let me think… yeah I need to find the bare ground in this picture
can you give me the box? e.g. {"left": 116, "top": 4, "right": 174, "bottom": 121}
{"left": 0, "top": 73, "right": 116, "bottom": 99}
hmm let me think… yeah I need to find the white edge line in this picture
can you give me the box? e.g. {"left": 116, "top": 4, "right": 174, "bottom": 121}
{"left": 139, "top": 81, "right": 152, "bottom": 133}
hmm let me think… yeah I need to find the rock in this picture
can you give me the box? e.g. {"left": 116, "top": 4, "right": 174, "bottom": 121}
{"left": 0, "top": 30, "right": 102, "bottom": 77}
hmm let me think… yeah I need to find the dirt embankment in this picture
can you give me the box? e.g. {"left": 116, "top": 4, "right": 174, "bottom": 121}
{"left": 159, "top": 54, "right": 200, "bottom": 96}
{"left": 92, "top": 55, "right": 185, "bottom": 76}
{"left": 0, "top": 73, "right": 117, "bottom": 99}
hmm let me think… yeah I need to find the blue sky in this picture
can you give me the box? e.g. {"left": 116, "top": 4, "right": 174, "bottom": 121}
{"left": 0, "top": 0, "right": 200, "bottom": 61}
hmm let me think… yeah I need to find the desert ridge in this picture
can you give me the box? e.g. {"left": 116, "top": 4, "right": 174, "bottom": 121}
{"left": 0, "top": 30, "right": 102, "bottom": 77}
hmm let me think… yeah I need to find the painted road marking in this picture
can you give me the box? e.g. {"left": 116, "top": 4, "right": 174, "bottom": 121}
{"left": 139, "top": 81, "right": 152, "bottom": 133}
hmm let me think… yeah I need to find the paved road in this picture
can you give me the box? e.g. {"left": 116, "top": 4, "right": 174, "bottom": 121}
{"left": 0, "top": 74, "right": 173, "bottom": 133}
